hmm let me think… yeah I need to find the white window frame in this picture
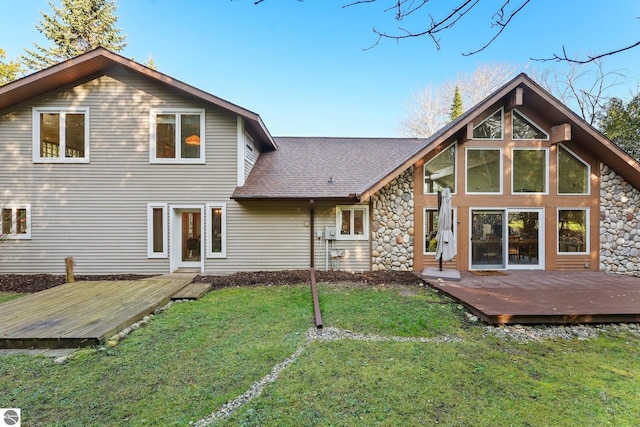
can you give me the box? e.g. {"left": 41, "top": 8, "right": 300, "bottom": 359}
{"left": 557, "top": 208, "right": 589, "bottom": 255}
{"left": 423, "top": 141, "right": 457, "bottom": 195}
{"left": 472, "top": 107, "right": 504, "bottom": 140}
{"left": 465, "top": 147, "right": 503, "bottom": 194}
{"left": 206, "top": 203, "right": 227, "bottom": 258}
{"left": 336, "top": 205, "right": 369, "bottom": 240}
{"left": 32, "top": 107, "right": 90, "bottom": 163}
{"left": 149, "top": 109, "right": 206, "bottom": 164}
{"left": 511, "top": 147, "right": 549, "bottom": 195}
{"left": 557, "top": 144, "right": 591, "bottom": 195}
{"left": 147, "top": 203, "right": 168, "bottom": 258}
{"left": 423, "top": 207, "right": 457, "bottom": 255}
{"left": 511, "top": 109, "right": 549, "bottom": 140}
{"left": 1, "top": 204, "right": 31, "bottom": 240}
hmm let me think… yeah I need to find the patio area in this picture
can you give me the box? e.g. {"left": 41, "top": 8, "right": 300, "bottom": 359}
{"left": 424, "top": 270, "right": 640, "bottom": 325}
{"left": 0, "top": 274, "right": 197, "bottom": 349}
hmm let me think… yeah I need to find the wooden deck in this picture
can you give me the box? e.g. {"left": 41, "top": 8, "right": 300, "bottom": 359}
{"left": 425, "top": 271, "right": 640, "bottom": 325}
{"left": 0, "top": 275, "right": 196, "bottom": 349}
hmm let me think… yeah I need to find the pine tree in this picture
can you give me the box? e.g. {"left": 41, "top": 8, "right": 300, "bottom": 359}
{"left": 0, "top": 49, "right": 22, "bottom": 85}
{"left": 449, "top": 85, "right": 464, "bottom": 121}
{"left": 22, "top": 0, "right": 127, "bottom": 71}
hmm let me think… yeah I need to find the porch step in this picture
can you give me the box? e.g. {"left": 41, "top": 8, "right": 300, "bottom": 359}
{"left": 171, "top": 282, "right": 212, "bottom": 300}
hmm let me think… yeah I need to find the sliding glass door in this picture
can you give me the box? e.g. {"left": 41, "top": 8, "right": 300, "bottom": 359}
{"left": 471, "top": 208, "right": 543, "bottom": 270}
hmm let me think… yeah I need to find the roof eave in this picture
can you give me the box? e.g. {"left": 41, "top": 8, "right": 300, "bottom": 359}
{"left": 0, "top": 48, "right": 277, "bottom": 149}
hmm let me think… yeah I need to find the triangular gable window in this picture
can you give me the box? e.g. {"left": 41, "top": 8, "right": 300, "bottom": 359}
{"left": 472, "top": 108, "right": 503, "bottom": 140}
{"left": 512, "top": 109, "right": 549, "bottom": 140}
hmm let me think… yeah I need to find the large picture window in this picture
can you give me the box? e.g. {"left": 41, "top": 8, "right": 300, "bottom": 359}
{"left": 512, "top": 148, "right": 548, "bottom": 194}
{"left": 33, "top": 108, "right": 89, "bottom": 163}
{"left": 1, "top": 205, "right": 31, "bottom": 239}
{"left": 558, "top": 145, "right": 589, "bottom": 195}
{"left": 206, "top": 203, "right": 227, "bottom": 258}
{"left": 424, "top": 142, "right": 456, "bottom": 194}
{"left": 558, "top": 209, "right": 588, "bottom": 253}
{"left": 150, "top": 109, "right": 205, "bottom": 163}
{"left": 466, "top": 148, "right": 502, "bottom": 193}
{"left": 336, "top": 205, "right": 369, "bottom": 240}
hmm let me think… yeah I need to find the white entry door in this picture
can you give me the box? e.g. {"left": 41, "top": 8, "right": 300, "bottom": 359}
{"left": 171, "top": 206, "right": 203, "bottom": 272}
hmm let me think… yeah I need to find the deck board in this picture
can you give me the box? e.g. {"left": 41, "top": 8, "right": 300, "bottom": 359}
{"left": 425, "top": 271, "right": 640, "bottom": 324}
{"left": 0, "top": 276, "right": 194, "bottom": 349}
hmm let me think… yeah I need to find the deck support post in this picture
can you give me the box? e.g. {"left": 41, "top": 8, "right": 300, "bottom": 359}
{"left": 65, "top": 257, "right": 75, "bottom": 283}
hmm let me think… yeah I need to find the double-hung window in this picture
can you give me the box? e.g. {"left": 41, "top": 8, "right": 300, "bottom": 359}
{"left": 150, "top": 109, "right": 205, "bottom": 163}
{"left": 1, "top": 205, "right": 31, "bottom": 239}
{"left": 33, "top": 108, "right": 89, "bottom": 163}
{"left": 336, "top": 206, "right": 369, "bottom": 240}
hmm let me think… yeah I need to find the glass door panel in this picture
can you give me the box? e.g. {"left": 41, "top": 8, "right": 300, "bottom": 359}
{"left": 181, "top": 211, "right": 201, "bottom": 262}
{"left": 471, "top": 210, "right": 505, "bottom": 268}
{"left": 507, "top": 210, "right": 541, "bottom": 268}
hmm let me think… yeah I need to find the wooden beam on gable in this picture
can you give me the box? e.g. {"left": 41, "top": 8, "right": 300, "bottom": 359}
{"left": 465, "top": 122, "right": 474, "bottom": 142}
{"left": 509, "top": 87, "right": 524, "bottom": 108}
{"left": 550, "top": 123, "right": 571, "bottom": 144}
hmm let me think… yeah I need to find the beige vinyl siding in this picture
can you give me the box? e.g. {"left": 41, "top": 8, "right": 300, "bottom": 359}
{"left": 0, "top": 69, "right": 372, "bottom": 275}
{"left": 0, "top": 70, "right": 238, "bottom": 274}
{"left": 311, "top": 201, "right": 371, "bottom": 273}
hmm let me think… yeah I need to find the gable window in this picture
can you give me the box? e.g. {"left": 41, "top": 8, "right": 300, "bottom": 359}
{"left": 558, "top": 209, "right": 588, "bottom": 253}
{"left": 512, "top": 109, "right": 549, "bottom": 140}
{"left": 424, "top": 207, "right": 456, "bottom": 254}
{"left": 466, "top": 148, "right": 502, "bottom": 193}
{"left": 150, "top": 109, "right": 205, "bottom": 163}
{"left": 206, "top": 203, "right": 227, "bottom": 258}
{"left": 147, "top": 203, "right": 167, "bottom": 258}
{"left": 1, "top": 204, "right": 31, "bottom": 239}
{"left": 512, "top": 148, "right": 548, "bottom": 194}
{"left": 336, "top": 205, "right": 369, "bottom": 240}
{"left": 424, "top": 142, "right": 456, "bottom": 194}
{"left": 558, "top": 145, "right": 589, "bottom": 195}
{"left": 33, "top": 108, "right": 89, "bottom": 163}
{"left": 472, "top": 108, "right": 503, "bottom": 140}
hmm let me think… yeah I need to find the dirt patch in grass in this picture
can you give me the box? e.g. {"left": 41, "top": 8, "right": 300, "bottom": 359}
{"left": 196, "top": 270, "right": 424, "bottom": 290}
{"left": 0, "top": 274, "right": 154, "bottom": 294}
{"left": 0, "top": 270, "right": 425, "bottom": 294}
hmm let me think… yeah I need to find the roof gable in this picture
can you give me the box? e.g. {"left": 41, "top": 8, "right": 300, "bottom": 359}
{"left": 0, "top": 48, "right": 276, "bottom": 150}
{"left": 378, "top": 73, "right": 640, "bottom": 193}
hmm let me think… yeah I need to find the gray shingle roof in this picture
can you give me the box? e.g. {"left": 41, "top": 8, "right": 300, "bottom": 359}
{"left": 232, "top": 137, "right": 427, "bottom": 200}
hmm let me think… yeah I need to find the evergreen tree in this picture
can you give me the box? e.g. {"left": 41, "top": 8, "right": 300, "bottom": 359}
{"left": 449, "top": 85, "right": 464, "bottom": 121}
{"left": 600, "top": 93, "right": 640, "bottom": 161}
{"left": 0, "top": 49, "right": 22, "bottom": 85}
{"left": 22, "top": 0, "right": 127, "bottom": 71}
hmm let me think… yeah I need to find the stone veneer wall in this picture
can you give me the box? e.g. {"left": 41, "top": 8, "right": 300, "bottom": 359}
{"left": 371, "top": 167, "right": 414, "bottom": 271}
{"left": 600, "top": 164, "right": 640, "bottom": 276}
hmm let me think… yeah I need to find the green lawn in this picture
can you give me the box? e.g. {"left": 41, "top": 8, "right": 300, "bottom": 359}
{"left": 0, "top": 292, "right": 22, "bottom": 304}
{"left": 1, "top": 283, "right": 639, "bottom": 426}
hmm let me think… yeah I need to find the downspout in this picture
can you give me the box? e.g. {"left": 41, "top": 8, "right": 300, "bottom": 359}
{"left": 309, "top": 199, "right": 323, "bottom": 329}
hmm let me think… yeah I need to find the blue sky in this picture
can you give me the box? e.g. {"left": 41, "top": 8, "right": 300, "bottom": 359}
{"left": 2, "top": 1, "right": 639, "bottom": 137}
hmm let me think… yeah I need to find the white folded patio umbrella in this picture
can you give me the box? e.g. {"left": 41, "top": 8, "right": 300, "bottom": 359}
{"left": 435, "top": 187, "right": 456, "bottom": 263}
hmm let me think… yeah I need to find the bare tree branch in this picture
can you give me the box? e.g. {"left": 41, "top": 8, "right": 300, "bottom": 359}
{"left": 462, "top": 0, "right": 530, "bottom": 56}
{"left": 532, "top": 40, "right": 640, "bottom": 64}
